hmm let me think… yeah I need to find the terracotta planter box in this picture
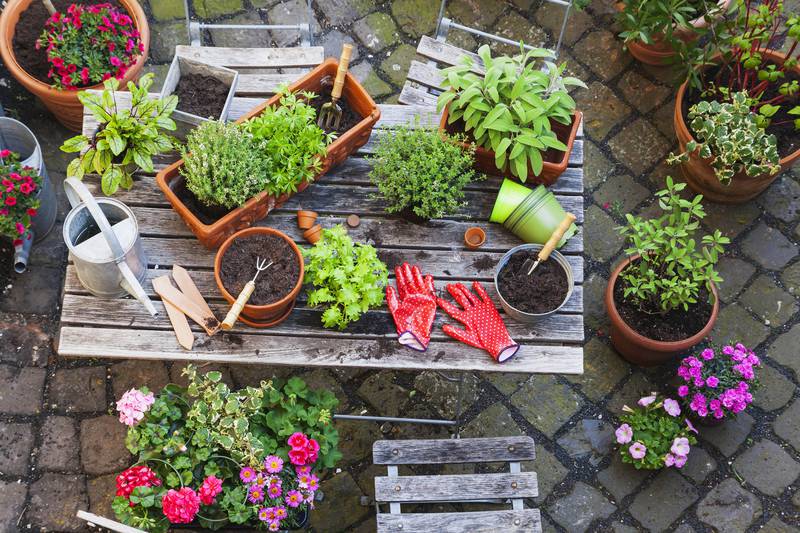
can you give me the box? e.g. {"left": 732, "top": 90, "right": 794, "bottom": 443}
{"left": 0, "top": 0, "right": 150, "bottom": 132}
{"left": 440, "top": 107, "right": 582, "bottom": 186}
{"left": 674, "top": 49, "right": 800, "bottom": 204}
{"left": 156, "top": 58, "right": 381, "bottom": 249}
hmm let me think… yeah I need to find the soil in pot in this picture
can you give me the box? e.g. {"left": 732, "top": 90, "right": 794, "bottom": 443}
{"left": 497, "top": 250, "right": 568, "bottom": 314}
{"left": 219, "top": 233, "right": 300, "bottom": 306}
{"left": 172, "top": 177, "right": 233, "bottom": 225}
{"left": 612, "top": 280, "right": 714, "bottom": 342}
{"left": 307, "top": 85, "right": 361, "bottom": 137}
{"left": 12, "top": 0, "right": 124, "bottom": 84}
{"left": 175, "top": 72, "right": 230, "bottom": 119}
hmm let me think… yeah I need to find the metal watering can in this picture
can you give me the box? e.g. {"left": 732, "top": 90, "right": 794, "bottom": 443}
{"left": 62, "top": 177, "right": 158, "bottom": 317}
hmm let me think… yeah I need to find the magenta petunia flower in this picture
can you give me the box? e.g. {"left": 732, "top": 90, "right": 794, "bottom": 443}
{"left": 615, "top": 423, "right": 633, "bottom": 444}
{"left": 629, "top": 442, "right": 647, "bottom": 459}
{"left": 685, "top": 418, "right": 698, "bottom": 434}
{"left": 677, "top": 385, "right": 690, "bottom": 397}
{"left": 701, "top": 348, "right": 715, "bottom": 360}
{"left": 673, "top": 454, "right": 687, "bottom": 468}
{"left": 706, "top": 376, "right": 719, "bottom": 388}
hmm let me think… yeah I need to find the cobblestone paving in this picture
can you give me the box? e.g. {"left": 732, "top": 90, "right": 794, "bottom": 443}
{"left": 1, "top": 1, "right": 799, "bottom": 531}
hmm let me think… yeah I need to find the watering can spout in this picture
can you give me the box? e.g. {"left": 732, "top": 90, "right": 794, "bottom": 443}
{"left": 121, "top": 276, "right": 159, "bottom": 317}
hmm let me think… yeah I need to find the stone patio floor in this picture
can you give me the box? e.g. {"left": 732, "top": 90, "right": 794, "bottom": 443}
{"left": 1, "top": 1, "right": 799, "bottom": 531}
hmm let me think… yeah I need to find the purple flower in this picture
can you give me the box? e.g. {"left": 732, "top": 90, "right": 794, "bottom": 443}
{"left": 671, "top": 437, "right": 690, "bottom": 457}
{"left": 664, "top": 453, "right": 676, "bottom": 467}
{"left": 267, "top": 483, "right": 282, "bottom": 499}
{"left": 706, "top": 376, "right": 719, "bottom": 388}
{"left": 690, "top": 393, "right": 707, "bottom": 413}
{"left": 685, "top": 418, "right": 698, "bottom": 434}
{"left": 663, "top": 398, "right": 681, "bottom": 417}
{"left": 677, "top": 385, "right": 689, "bottom": 397}
{"left": 693, "top": 378, "right": 705, "bottom": 387}
{"left": 638, "top": 395, "right": 657, "bottom": 407}
{"left": 701, "top": 348, "right": 715, "bottom": 360}
{"left": 722, "top": 345, "right": 735, "bottom": 355}
{"left": 673, "top": 454, "right": 687, "bottom": 468}
{"left": 248, "top": 485, "right": 265, "bottom": 504}
{"left": 677, "top": 366, "right": 691, "bottom": 381}
{"left": 240, "top": 467, "right": 256, "bottom": 483}
{"left": 629, "top": 442, "right": 647, "bottom": 459}
{"left": 264, "top": 455, "right": 284, "bottom": 474}
{"left": 688, "top": 366, "right": 702, "bottom": 379}
{"left": 615, "top": 423, "right": 633, "bottom": 444}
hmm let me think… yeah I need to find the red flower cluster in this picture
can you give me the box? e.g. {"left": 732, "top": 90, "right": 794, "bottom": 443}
{"left": 115, "top": 465, "right": 161, "bottom": 502}
{"left": 0, "top": 150, "right": 42, "bottom": 246}
{"left": 162, "top": 487, "right": 201, "bottom": 524}
{"left": 36, "top": 3, "right": 142, "bottom": 90}
{"left": 287, "top": 432, "right": 320, "bottom": 466}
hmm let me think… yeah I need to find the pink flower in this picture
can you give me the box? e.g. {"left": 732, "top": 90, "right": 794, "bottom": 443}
{"left": 638, "top": 394, "right": 657, "bottom": 407}
{"left": 27, "top": 208, "right": 37, "bottom": 216}
{"left": 15, "top": 222, "right": 25, "bottom": 235}
{"left": 162, "top": 487, "right": 200, "bottom": 524}
{"left": 629, "top": 442, "right": 647, "bottom": 460}
{"left": 258, "top": 507, "right": 273, "bottom": 522}
{"left": 285, "top": 490, "right": 303, "bottom": 508}
{"left": 615, "top": 423, "right": 633, "bottom": 444}
{"left": 116, "top": 465, "right": 161, "bottom": 500}
{"left": 663, "top": 398, "right": 681, "bottom": 417}
{"left": 109, "top": 55, "right": 122, "bottom": 67}
{"left": 115, "top": 388, "right": 155, "bottom": 426}
{"left": 80, "top": 67, "right": 89, "bottom": 84}
{"left": 685, "top": 418, "right": 698, "bottom": 434}
{"left": 19, "top": 182, "right": 33, "bottom": 195}
{"left": 0, "top": 149, "right": 11, "bottom": 158}
{"left": 701, "top": 348, "right": 715, "bottom": 360}
{"left": 677, "top": 385, "right": 689, "bottom": 397}
{"left": 307, "top": 475, "right": 319, "bottom": 491}
{"left": 264, "top": 455, "right": 284, "bottom": 474}
{"left": 199, "top": 475, "right": 223, "bottom": 506}
{"left": 4, "top": 196, "right": 15, "bottom": 206}
{"left": 267, "top": 483, "right": 282, "bottom": 498}
{"left": 664, "top": 453, "right": 676, "bottom": 467}
{"left": 288, "top": 432, "right": 309, "bottom": 450}
{"left": 240, "top": 467, "right": 257, "bottom": 483}
{"left": 268, "top": 521, "right": 280, "bottom": 531}
{"left": 673, "top": 454, "right": 687, "bottom": 468}
{"left": 275, "top": 506, "right": 288, "bottom": 519}
{"left": 289, "top": 448, "right": 309, "bottom": 466}
{"left": 670, "top": 437, "right": 690, "bottom": 457}
{"left": 706, "top": 376, "right": 719, "bottom": 388}
{"left": 296, "top": 465, "right": 311, "bottom": 476}
{"left": 248, "top": 485, "right": 265, "bottom": 504}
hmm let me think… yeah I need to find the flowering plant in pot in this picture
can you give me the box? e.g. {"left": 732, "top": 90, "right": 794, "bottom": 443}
{"left": 0, "top": 149, "right": 43, "bottom": 247}
{"left": 436, "top": 44, "right": 585, "bottom": 185}
{"left": 676, "top": 342, "right": 760, "bottom": 424}
{"left": 615, "top": 394, "right": 698, "bottom": 470}
{"left": 605, "top": 177, "right": 729, "bottom": 365}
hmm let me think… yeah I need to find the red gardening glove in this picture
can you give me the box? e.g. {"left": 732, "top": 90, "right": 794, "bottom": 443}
{"left": 436, "top": 282, "right": 519, "bottom": 363}
{"left": 386, "top": 263, "right": 437, "bottom": 352}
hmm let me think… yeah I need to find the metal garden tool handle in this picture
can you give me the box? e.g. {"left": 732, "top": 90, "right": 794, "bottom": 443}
{"left": 222, "top": 281, "right": 256, "bottom": 330}
{"left": 539, "top": 213, "right": 576, "bottom": 262}
{"left": 331, "top": 44, "right": 353, "bottom": 102}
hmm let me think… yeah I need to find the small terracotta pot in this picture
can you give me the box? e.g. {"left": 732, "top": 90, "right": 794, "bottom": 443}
{"left": 605, "top": 255, "right": 719, "bottom": 366}
{"left": 464, "top": 227, "right": 486, "bottom": 249}
{"left": 214, "top": 227, "right": 303, "bottom": 328}
{"left": 303, "top": 224, "right": 322, "bottom": 244}
{"left": 674, "top": 50, "right": 800, "bottom": 204}
{"left": 297, "top": 210, "right": 318, "bottom": 230}
{"left": 0, "top": 0, "right": 150, "bottom": 131}
{"left": 440, "top": 108, "right": 582, "bottom": 185}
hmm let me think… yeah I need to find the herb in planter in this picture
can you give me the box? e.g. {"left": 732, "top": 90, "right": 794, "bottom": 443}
{"left": 368, "top": 126, "right": 481, "bottom": 220}
{"left": 61, "top": 73, "right": 177, "bottom": 195}
{"left": 615, "top": 394, "right": 698, "bottom": 470}
{"left": 437, "top": 44, "right": 586, "bottom": 179}
{"left": 0, "top": 150, "right": 42, "bottom": 247}
{"left": 303, "top": 224, "right": 388, "bottom": 329}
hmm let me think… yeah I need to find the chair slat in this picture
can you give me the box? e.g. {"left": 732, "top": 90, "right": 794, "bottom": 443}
{"left": 235, "top": 72, "right": 310, "bottom": 95}
{"left": 377, "top": 510, "right": 542, "bottom": 533}
{"left": 407, "top": 60, "right": 444, "bottom": 90}
{"left": 373, "top": 437, "right": 535, "bottom": 465}
{"left": 175, "top": 45, "right": 324, "bottom": 69}
{"left": 375, "top": 472, "right": 538, "bottom": 502}
{"left": 416, "top": 35, "right": 485, "bottom": 73}
{"left": 399, "top": 82, "right": 438, "bottom": 107}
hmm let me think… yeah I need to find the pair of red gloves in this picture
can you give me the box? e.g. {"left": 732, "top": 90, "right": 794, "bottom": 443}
{"left": 386, "top": 263, "right": 519, "bottom": 363}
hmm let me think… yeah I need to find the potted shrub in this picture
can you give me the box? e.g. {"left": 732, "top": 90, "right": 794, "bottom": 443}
{"left": 0, "top": 0, "right": 149, "bottom": 131}
{"left": 436, "top": 44, "right": 585, "bottom": 185}
{"left": 368, "top": 125, "right": 481, "bottom": 223}
{"left": 214, "top": 227, "right": 304, "bottom": 328}
{"left": 676, "top": 342, "right": 760, "bottom": 426}
{"left": 673, "top": 0, "right": 800, "bottom": 203}
{"left": 160, "top": 54, "right": 240, "bottom": 127}
{"left": 605, "top": 177, "right": 729, "bottom": 365}
{"left": 111, "top": 366, "right": 340, "bottom": 531}
{"left": 60, "top": 73, "right": 177, "bottom": 196}
{"left": 303, "top": 224, "right": 388, "bottom": 330}
{"left": 614, "top": 394, "right": 698, "bottom": 470}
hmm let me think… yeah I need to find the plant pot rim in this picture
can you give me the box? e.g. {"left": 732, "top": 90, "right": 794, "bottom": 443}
{"left": 606, "top": 254, "right": 719, "bottom": 349}
{"left": 464, "top": 226, "right": 486, "bottom": 248}
{"left": 214, "top": 227, "right": 304, "bottom": 311}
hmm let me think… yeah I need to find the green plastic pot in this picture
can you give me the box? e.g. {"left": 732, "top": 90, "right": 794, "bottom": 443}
{"left": 490, "top": 179, "right": 546, "bottom": 223}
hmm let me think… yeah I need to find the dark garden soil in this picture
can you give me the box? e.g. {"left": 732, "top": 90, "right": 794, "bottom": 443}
{"left": 497, "top": 249, "right": 569, "bottom": 314}
{"left": 307, "top": 85, "right": 361, "bottom": 137}
{"left": 613, "top": 279, "right": 714, "bottom": 342}
{"left": 175, "top": 73, "right": 230, "bottom": 119}
{"left": 172, "top": 177, "right": 232, "bottom": 225}
{"left": 0, "top": 238, "right": 13, "bottom": 291}
{"left": 219, "top": 233, "right": 300, "bottom": 306}
{"left": 12, "top": 0, "right": 123, "bottom": 84}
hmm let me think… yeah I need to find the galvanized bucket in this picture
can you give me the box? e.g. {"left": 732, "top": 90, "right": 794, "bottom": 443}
{"left": 62, "top": 177, "right": 157, "bottom": 316}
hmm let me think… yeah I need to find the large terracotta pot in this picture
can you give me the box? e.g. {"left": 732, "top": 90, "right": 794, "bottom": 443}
{"left": 214, "top": 227, "right": 304, "bottom": 328}
{"left": 440, "top": 107, "right": 582, "bottom": 186}
{"left": 605, "top": 255, "right": 719, "bottom": 366}
{"left": 0, "top": 0, "right": 150, "bottom": 132}
{"left": 157, "top": 58, "right": 380, "bottom": 249}
{"left": 674, "top": 49, "right": 800, "bottom": 204}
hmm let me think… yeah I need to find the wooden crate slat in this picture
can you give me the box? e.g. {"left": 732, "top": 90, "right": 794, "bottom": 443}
{"left": 377, "top": 510, "right": 542, "bottom": 533}
{"left": 374, "top": 104, "right": 440, "bottom": 128}
{"left": 398, "top": 82, "right": 439, "bottom": 107}
{"left": 375, "top": 472, "right": 538, "bottom": 502}
{"left": 406, "top": 60, "right": 445, "bottom": 90}
{"left": 234, "top": 72, "right": 309, "bottom": 95}
{"left": 175, "top": 45, "right": 324, "bottom": 69}
{"left": 373, "top": 437, "right": 535, "bottom": 465}
{"left": 417, "top": 35, "right": 485, "bottom": 73}
{"left": 57, "top": 327, "right": 584, "bottom": 374}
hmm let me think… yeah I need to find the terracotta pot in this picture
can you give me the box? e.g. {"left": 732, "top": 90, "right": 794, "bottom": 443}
{"left": 440, "top": 108, "right": 581, "bottom": 186}
{"left": 0, "top": 0, "right": 150, "bottom": 132}
{"left": 214, "top": 227, "right": 303, "bottom": 328}
{"left": 464, "top": 226, "right": 486, "bottom": 249}
{"left": 297, "top": 210, "right": 318, "bottom": 230}
{"left": 673, "top": 50, "right": 800, "bottom": 204}
{"left": 156, "top": 58, "right": 380, "bottom": 249}
{"left": 303, "top": 224, "right": 322, "bottom": 244}
{"left": 605, "top": 255, "right": 719, "bottom": 366}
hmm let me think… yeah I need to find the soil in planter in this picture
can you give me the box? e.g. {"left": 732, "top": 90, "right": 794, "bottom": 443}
{"left": 497, "top": 250, "right": 569, "bottom": 314}
{"left": 613, "top": 280, "right": 714, "bottom": 342}
{"left": 175, "top": 73, "right": 230, "bottom": 119}
{"left": 220, "top": 233, "right": 300, "bottom": 306}
{"left": 307, "top": 85, "right": 362, "bottom": 137}
{"left": 172, "top": 177, "right": 232, "bottom": 225}
{"left": 0, "top": 238, "right": 13, "bottom": 291}
{"left": 12, "top": 0, "right": 124, "bottom": 85}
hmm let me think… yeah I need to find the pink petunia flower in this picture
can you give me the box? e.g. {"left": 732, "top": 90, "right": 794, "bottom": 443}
{"left": 629, "top": 442, "right": 647, "bottom": 459}
{"left": 615, "top": 423, "right": 633, "bottom": 444}
{"left": 638, "top": 394, "right": 657, "bottom": 407}
{"left": 670, "top": 437, "right": 690, "bottom": 457}
{"left": 663, "top": 398, "right": 681, "bottom": 417}
{"left": 701, "top": 348, "right": 715, "bottom": 360}
{"left": 673, "top": 454, "right": 687, "bottom": 468}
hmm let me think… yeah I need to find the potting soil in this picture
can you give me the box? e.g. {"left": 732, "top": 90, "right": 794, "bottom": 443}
{"left": 497, "top": 249, "right": 569, "bottom": 314}
{"left": 175, "top": 72, "right": 230, "bottom": 120}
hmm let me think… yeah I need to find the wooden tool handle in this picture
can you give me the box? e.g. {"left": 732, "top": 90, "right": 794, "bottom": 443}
{"left": 222, "top": 281, "right": 255, "bottom": 330}
{"left": 539, "top": 213, "right": 577, "bottom": 262}
{"left": 41, "top": 0, "right": 56, "bottom": 15}
{"left": 331, "top": 44, "right": 353, "bottom": 101}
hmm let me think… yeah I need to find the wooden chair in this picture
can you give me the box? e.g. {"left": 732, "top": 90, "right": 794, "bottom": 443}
{"left": 372, "top": 436, "right": 542, "bottom": 532}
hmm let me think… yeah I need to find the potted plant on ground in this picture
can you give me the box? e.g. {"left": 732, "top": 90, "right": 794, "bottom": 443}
{"left": 614, "top": 394, "right": 698, "bottom": 470}
{"left": 368, "top": 125, "right": 481, "bottom": 223}
{"left": 0, "top": 0, "right": 149, "bottom": 131}
{"left": 676, "top": 342, "right": 760, "bottom": 426}
{"left": 436, "top": 44, "right": 585, "bottom": 185}
{"left": 605, "top": 177, "right": 729, "bottom": 365}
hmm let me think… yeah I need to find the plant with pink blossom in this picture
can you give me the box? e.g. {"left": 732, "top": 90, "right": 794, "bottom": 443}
{"left": 677, "top": 343, "right": 760, "bottom": 421}
{"left": 615, "top": 393, "right": 697, "bottom": 470}
{"left": 116, "top": 387, "right": 155, "bottom": 426}
{"left": 0, "top": 150, "right": 42, "bottom": 247}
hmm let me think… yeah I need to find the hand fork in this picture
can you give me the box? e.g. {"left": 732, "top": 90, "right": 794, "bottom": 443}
{"left": 222, "top": 257, "right": 273, "bottom": 330}
{"left": 317, "top": 44, "right": 353, "bottom": 130}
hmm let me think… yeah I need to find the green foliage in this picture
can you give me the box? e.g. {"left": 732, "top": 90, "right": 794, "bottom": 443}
{"left": 617, "top": 0, "right": 724, "bottom": 52}
{"left": 437, "top": 44, "right": 585, "bottom": 180}
{"left": 617, "top": 177, "right": 729, "bottom": 313}
{"left": 61, "top": 73, "right": 177, "bottom": 196}
{"left": 618, "top": 396, "right": 697, "bottom": 470}
{"left": 368, "top": 125, "right": 481, "bottom": 220}
{"left": 303, "top": 225, "right": 388, "bottom": 329}
{"left": 668, "top": 91, "right": 781, "bottom": 183}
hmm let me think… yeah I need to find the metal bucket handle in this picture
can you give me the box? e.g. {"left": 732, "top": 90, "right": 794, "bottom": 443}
{"left": 63, "top": 178, "right": 159, "bottom": 317}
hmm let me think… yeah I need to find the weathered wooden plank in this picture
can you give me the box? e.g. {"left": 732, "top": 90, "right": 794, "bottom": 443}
{"left": 417, "top": 35, "right": 485, "bottom": 73}
{"left": 399, "top": 82, "right": 439, "bottom": 107}
{"left": 76, "top": 511, "right": 145, "bottom": 533}
{"left": 375, "top": 472, "right": 538, "bottom": 502}
{"left": 57, "top": 327, "right": 584, "bottom": 374}
{"left": 374, "top": 104, "right": 440, "bottom": 128}
{"left": 234, "top": 72, "right": 308, "bottom": 95}
{"left": 373, "top": 437, "right": 535, "bottom": 465}
{"left": 406, "top": 60, "right": 445, "bottom": 90}
{"left": 377, "top": 510, "right": 542, "bottom": 533}
{"left": 175, "top": 45, "right": 324, "bottom": 69}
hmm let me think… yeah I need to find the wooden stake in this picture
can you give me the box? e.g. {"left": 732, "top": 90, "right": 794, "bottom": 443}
{"left": 41, "top": 0, "right": 57, "bottom": 15}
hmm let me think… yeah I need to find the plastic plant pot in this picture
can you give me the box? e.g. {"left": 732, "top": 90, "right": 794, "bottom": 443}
{"left": 503, "top": 189, "right": 577, "bottom": 247}
{"left": 464, "top": 227, "right": 486, "bottom": 249}
{"left": 490, "top": 179, "right": 544, "bottom": 223}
